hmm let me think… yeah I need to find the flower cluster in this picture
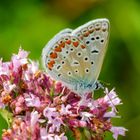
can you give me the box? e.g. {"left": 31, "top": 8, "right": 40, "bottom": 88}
{"left": 0, "top": 49, "right": 127, "bottom": 140}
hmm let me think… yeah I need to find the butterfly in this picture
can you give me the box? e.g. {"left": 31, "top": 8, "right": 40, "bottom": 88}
{"left": 42, "top": 18, "right": 110, "bottom": 94}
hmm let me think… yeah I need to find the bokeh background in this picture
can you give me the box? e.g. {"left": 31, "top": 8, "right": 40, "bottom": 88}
{"left": 0, "top": 0, "right": 140, "bottom": 139}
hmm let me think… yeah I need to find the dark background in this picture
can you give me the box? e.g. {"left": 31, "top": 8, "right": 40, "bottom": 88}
{"left": 0, "top": 0, "right": 140, "bottom": 139}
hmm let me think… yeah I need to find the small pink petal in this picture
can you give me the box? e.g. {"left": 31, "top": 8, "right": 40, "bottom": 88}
{"left": 110, "top": 126, "right": 128, "bottom": 140}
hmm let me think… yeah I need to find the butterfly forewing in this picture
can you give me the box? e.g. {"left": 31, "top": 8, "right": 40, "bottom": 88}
{"left": 72, "top": 19, "right": 109, "bottom": 84}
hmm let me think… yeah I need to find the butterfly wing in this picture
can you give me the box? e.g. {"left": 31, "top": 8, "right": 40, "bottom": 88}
{"left": 42, "top": 19, "right": 110, "bottom": 93}
{"left": 72, "top": 18, "right": 110, "bottom": 85}
{"left": 42, "top": 33, "right": 91, "bottom": 91}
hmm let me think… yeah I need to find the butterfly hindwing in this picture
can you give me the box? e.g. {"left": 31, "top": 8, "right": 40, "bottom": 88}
{"left": 42, "top": 34, "right": 91, "bottom": 88}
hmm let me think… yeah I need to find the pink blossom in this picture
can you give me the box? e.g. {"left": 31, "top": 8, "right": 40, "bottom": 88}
{"left": 11, "top": 49, "right": 28, "bottom": 72}
{"left": 24, "top": 93, "right": 41, "bottom": 107}
{"left": 0, "top": 61, "right": 10, "bottom": 76}
{"left": 104, "top": 109, "right": 117, "bottom": 118}
{"left": 60, "top": 104, "right": 72, "bottom": 115}
{"left": 0, "top": 49, "right": 127, "bottom": 140}
{"left": 110, "top": 126, "right": 128, "bottom": 140}
{"left": 43, "top": 107, "right": 58, "bottom": 122}
{"left": 30, "top": 111, "right": 40, "bottom": 130}
{"left": 48, "top": 117, "right": 64, "bottom": 133}
{"left": 40, "top": 128, "right": 67, "bottom": 140}
{"left": 104, "top": 88, "right": 122, "bottom": 106}
{"left": 3, "top": 81, "right": 16, "bottom": 93}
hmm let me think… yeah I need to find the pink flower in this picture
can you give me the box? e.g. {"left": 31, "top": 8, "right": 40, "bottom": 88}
{"left": 60, "top": 104, "right": 72, "bottom": 115}
{"left": 0, "top": 49, "right": 127, "bottom": 140}
{"left": 48, "top": 117, "right": 64, "bottom": 133}
{"left": 3, "top": 81, "right": 16, "bottom": 93}
{"left": 43, "top": 107, "right": 59, "bottom": 122}
{"left": 104, "top": 108, "right": 117, "bottom": 118}
{"left": 24, "top": 93, "right": 41, "bottom": 107}
{"left": 40, "top": 128, "right": 67, "bottom": 140}
{"left": 11, "top": 48, "right": 28, "bottom": 72}
{"left": 104, "top": 88, "right": 122, "bottom": 107}
{"left": 43, "top": 107, "right": 64, "bottom": 133}
{"left": 30, "top": 111, "right": 40, "bottom": 130}
{"left": 54, "top": 82, "right": 63, "bottom": 94}
{"left": 10, "top": 95, "right": 25, "bottom": 114}
{"left": 2, "top": 115, "right": 40, "bottom": 140}
{"left": 0, "top": 60, "right": 10, "bottom": 76}
{"left": 110, "top": 126, "right": 128, "bottom": 140}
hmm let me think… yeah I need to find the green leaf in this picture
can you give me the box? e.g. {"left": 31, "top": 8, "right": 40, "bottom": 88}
{"left": 0, "top": 109, "right": 13, "bottom": 127}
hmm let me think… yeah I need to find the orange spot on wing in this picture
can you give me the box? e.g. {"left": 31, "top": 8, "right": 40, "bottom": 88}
{"left": 66, "top": 40, "right": 71, "bottom": 45}
{"left": 81, "top": 45, "right": 86, "bottom": 49}
{"left": 59, "top": 42, "right": 65, "bottom": 48}
{"left": 83, "top": 32, "right": 90, "bottom": 37}
{"left": 50, "top": 52, "right": 57, "bottom": 59}
{"left": 54, "top": 46, "right": 62, "bottom": 52}
{"left": 73, "top": 41, "right": 79, "bottom": 47}
{"left": 47, "top": 60, "right": 55, "bottom": 70}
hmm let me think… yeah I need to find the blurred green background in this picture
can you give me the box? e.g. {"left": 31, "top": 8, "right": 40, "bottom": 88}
{"left": 0, "top": 0, "right": 140, "bottom": 139}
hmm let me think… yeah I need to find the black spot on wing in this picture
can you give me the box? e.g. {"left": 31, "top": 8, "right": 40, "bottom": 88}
{"left": 91, "top": 50, "right": 99, "bottom": 54}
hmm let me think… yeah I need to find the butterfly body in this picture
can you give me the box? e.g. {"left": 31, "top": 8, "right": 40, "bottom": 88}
{"left": 42, "top": 18, "right": 110, "bottom": 94}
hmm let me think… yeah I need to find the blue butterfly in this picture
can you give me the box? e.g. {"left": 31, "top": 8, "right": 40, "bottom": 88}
{"left": 42, "top": 18, "right": 109, "bottom": 94}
